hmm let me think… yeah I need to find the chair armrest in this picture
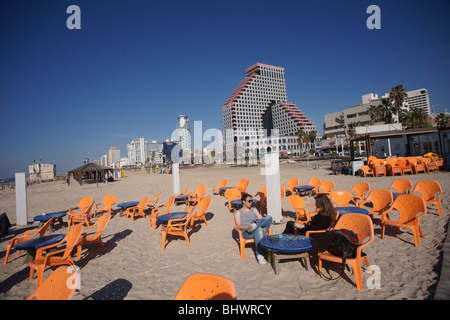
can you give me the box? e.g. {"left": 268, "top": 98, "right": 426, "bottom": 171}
{"left": 305, "top": 229, "right": 327, "bottom": 237}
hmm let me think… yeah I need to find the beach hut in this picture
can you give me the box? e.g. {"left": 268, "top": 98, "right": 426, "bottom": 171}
{"left": 67, "top": 163, "right": 114, "bottom": 186}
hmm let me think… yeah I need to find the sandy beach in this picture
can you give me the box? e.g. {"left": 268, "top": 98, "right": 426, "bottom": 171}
{"left": 0, "top": 161, "right": 449, "bottom": 300}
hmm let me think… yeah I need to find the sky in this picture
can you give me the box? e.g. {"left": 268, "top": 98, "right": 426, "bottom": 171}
{"left": 1, "top": 0, "right": 450, "bottom": 178}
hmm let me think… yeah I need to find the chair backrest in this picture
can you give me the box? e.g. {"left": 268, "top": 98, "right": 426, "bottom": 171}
{"left": 386, "top": 158, "right": 398, "bottom": 166}
{"left": 413, "top": 180, "right": 443, "bottom": 202}
{"left": 307, "top": 178, "right": 321, "bottom": 187}
{"left": 239, "top": 180, "right": 250, "bottom": 192}
{"left": 388, "top": 179, "right": 413, "bottom": 194}
{"left": 27, "top": 266, "right": 77, "bottom": 300}
{"left": 219, "top": 179, "right": 227, "bottom": 188}
{"left": 79, "top": 197, "right": 94, "bottom": 212}
{"left": 198, "top": 196, "right": 212, "bottom": 214}
{"left": 287, "top": 194, "right": 308, "bottom": 210}
{"left": 91, "top": 212, "right": 111, "bottom": 239}
{"left": 101, "top": 195, "right": 117, "bottom": 210}
{"left": 351, "top": 182, "right": 370, "bottom": 198}
{"left": 137, "top": 197, "right": 149, "bottom": 210}
{"left": 225, "top": 188, "right": 241, "bottom": 201}
{"left": 407, "top": 157, "right": 417, "bottom": 165}
{"left": 174, "top": 273, "right": 237, "bottom": 300}
{"left": 164, "top": 196, "right": 176, "bottom": 210}
{"left": 195, "top": 185, "right": 207, "bottom": 198}
{"left": 391, "top": 195, "right": 427, "bottom": 224}
{"left": 330, "top": 190, "right": 356, "bottom": 207}
{"left": 286, "top": 178, "right": 299, "bottom": 189}
{"left": 365, "top": 189, "right": 393, "bottom": 212}
{"left": 61, "top": 224, "right": 84, "bottom": 260}
{"left": 319, "top": 181, "right": 335, "bottom": 193}
{"left": 333, "top": 213, "right": 374, "bottom": 245}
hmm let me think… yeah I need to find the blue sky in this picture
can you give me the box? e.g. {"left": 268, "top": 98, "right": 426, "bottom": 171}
{"left": 1, "top": 0, "right": 449, "bottom": 178}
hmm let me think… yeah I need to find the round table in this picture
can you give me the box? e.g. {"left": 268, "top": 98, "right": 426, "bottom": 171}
{"left": 336, "top": 206, "right": 369, "bottom": 217}
{"left": 117, "top": 201, "right": 140, "bottom": 217}
{"left": 174, "top": 195, "right": 189, "bottom": 205}
{"left": 260, "top": 234, "right": 312, "bottom": 274}
{"left": 230, "top": 199, "right": 258, "bottom": 207}
{"left": 392, "top": 192, "right": 406, "bottom": 200}
{"left": 294, "top": 185, "right": 315, "bottom": 196}
{"left": 219, "top": 186, "right": 233, "bottom": 196}
{"left": 156, "top": 212, "right": 188, "bottom": 223}
{"left": 33, "top": 211, "right": 67, "bottom": 230}
{"left": 14, "top": 234, "right": 66, "bottom": 264}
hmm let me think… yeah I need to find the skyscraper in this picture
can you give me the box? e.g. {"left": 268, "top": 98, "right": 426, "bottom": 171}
{"left": 222, "top": 63, "right": 316, "bottom": 156}
{"left": 176, "top": 114, "right": 191, "bottom": 154}
{"left": 127, "top": 137, "right": 148, "bottom": 166}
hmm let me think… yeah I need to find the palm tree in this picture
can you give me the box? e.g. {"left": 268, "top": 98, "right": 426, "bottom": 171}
{"left": 434, "top": 113, "right": 450, "bottom": 128}
{"left": 368, "top": 104, "right": 384, "bottom": 124}
{"left": 389, "top": 85, "right": 408, "bottom": 121}
{"left": 400, "top": 106, "right": 429, "bottom": 128}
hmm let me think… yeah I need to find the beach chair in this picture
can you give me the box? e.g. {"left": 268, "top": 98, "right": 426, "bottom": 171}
{"left": 287, "top": 195, "right": 318, "bottom": 223}
{"left": 282, "top": 178, "right": 299, "bottom": 196}
{"left": 317, "top": 181, "right": 335, "bottom": 196}
{"left": 232, "top": 179, "right": 249, "bottom": 194}
{"left": 68, "top": 197, "right": 95, "bottom": 230}
{"left": 124, "top": 197, "right": 149, "bottom": 222}
{"left": 385, "top": 158, "right": 403, "bottom": 176}
{"left": 188, "top": 185, "right": 207, "bottom": 206}
{"left": 421, "top": 157, "right": 439, "bottom": 173}
{"left": 372, "top": 159, "right": 387, "bottom": 177}
{"left": 350, "top": 182, "right": 370, "bottom": 208}
{"left": 232, "top": 218, "right": 271, "bottom": 259}
{"left": 4, "top": 217, "right": 55, "bottom": 265}
{"left": 397, "top": 158, "right": 413, "bottom": 175}
{"left": 224, "top": 188, "right": 242, "bottom": 212}
{"left": 93, "top": 195, "right": 116, "bottom": 218}
{"left": 29, "top": 224, "right": 83, "bottom": 288}
{"left": 147, "top": 193, "right": 161, "bottom": 210}
{"left": 388, "top": 179, "right": 413, "bottom": 194}
{"left": 26, "top": 266, "right": 77, "bottom": 300}
{"left": 381, "top": 195, "right": 427, "bottom": 247}
{"left": 316, "top": 214, "right": 375, "bottom": 291}
{"left": 413, "top": 180, "right": 443, "bottom": 216}
{"left": 361, "top": 165, "right": 374, "bottom": 178}
{"left": 190, "top": 196, "right": 212, "bottom": 228}
{"left": 307, "top": 178, "right": 322, "bottom": 195}
{"left": 161, "top": 207, "right": 196, "bottom": 249}
{"left": 174, "top": 273, "right": 237, "bottom": 300}
{"left": 149, "top": 196, "right": 175, "bottom": 229}
{"left": 361, "top": 189, "right": 393, "bottom": 219}
{"left": 76, "top": 212, "right": 111, "bottom": 258}
{"left": 407, "top": 157, "right": 426, "bottom": 174}
{"left": 330, "top": 191, "right": 358, "bottom": 207}
{"left": 212, "top": 179, "right": 228, "bottom": 195}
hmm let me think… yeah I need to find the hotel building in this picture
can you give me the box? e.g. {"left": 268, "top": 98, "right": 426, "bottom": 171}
{"left": 127, "top": 137, "right": 148, "bottom": 166}
{"left": 175, "top": 115, "right": 191, "bottom": 154}
{"left": 222, "top": 63, "right": 316, "bottom": 157}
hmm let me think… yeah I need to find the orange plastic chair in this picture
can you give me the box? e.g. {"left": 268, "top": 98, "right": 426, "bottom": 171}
{"left": 161, "top": 207, "right": 196, "bottom": 249}
{"left": 385, "top": 158, "right": 403, "bottom": 176}
{"left": 124, "top": 197, "right": 149, "bottom": 221}
{"left": 94, "top": 195, "right": 117, "bottom": 218}
{"left": 190, "top": 196, "right": 212, "bottom": 228}
{"left": 147, "top": 193, "right": 161, "bottom": 210}
{"left": 372, "top": 159, "right": 387, "bottom": 177}
{"left": 149, "top": 196, "right": 175, "bottom": 229}
{"left": 174, "top": 273, "right": 237, "bottom": 300}
{"left": 350, "top": 182, "right": 370, "bottom": 208}
{"left": 26, "top": 266, "right": 77, "bottom": 300}
{"left": 68, "top": 197, "right": 95, "bottom": 230}
{"left": 282, "top": 178, "right": 299, "bottom": 196}
{"left": 413, "top": 180, "right": 443, "bottom": 215}
{"left": 421, "top": 157, "right": 439, "bottom": 173}
{"left": 307, "top": 178, "right": 322, "bottom": 194}
{"left": 317, "top": 181, "right": 335, "bottom": 195}
{"left": 28, "top": 224, "right": 83, "bottom": 288}
{"left": 361, "top": 165, "right": 374, "bottom": 177}
{"left": 381, "top": 195, "right": 427, "bottom": 247}
{"left": 330, "top": 191, "right": 358, "bottom": 207}
{"left": 188, "top": 185, "right": 207, "bottom": 206}
{"left": 233, "top": 218, "right": 271, "bottom": 259}
{"left": 4, "top": 217, "right": 55, "bottom": 265}
{"left": 388, "top": 178, "right": 413, "bottom": 194}
{"left": 287, "top": 195, "right": 318, "bottom": 223}
{"left": 76, "top": 212, "right": 111, "bottom": 258}
{"left": 316, "top": 214, "right": 374, "bottom": 290}
{"left": 361, "top": 189, "right": 393, "bottom": 219}
{"left": 213, "top": 179, "right": 228, "bottom": 195}
{"left": 225, "top": 188, "right": 242, "bottom": 212}
{"left": 407, "top": 157, "right": 426, "bottom": 174}
{"left": 397, "top": 159, "right": 413, "bottom": 175}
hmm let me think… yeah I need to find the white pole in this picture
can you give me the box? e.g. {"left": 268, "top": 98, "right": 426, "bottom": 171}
{"left": 263, "top": 152, "right": 282, "bottom": 223}
{"left": 387, "top": 138, "right": 392, "bottom": 157}
{"left": 15, "top": 172, "right": 28, "bottom": 226}
{"left": 172, "top": 163, "right": 180, "bottom": 194}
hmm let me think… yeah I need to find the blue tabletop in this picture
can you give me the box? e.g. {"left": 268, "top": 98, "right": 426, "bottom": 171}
{"left": 219, "top": 187, "right": 233, "bottom": 191}
{"left": 157, "top": 212, "right": 188, "bottom": 222}
{"left": 14, "top": 234, "right": 66, "bottom": 251}
{"left": 294, "top": 185, "right": 314, "bottom": 190}
{"left": 231, "top": 199, "right": 258, "bottom": 206}
{"left": 393, "top": 192, "right": 406, "bottom": 200}
{"left": 33, "top": 211, "right": 67, "bottom": 222}
{"left": 117, "top": 201, "right": 139, "bottom": 208}
{"left": 260, "top": 234, "right": 312, "bottom": 253}
{"left": 175, "top": 195, "right": 189, "bottom": 200}
{"left": 336, "top": 206, "right": 369, "bottom": 216}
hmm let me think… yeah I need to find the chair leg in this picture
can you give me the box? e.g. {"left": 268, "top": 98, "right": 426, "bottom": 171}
{"left": 3, "top": 242, "right": 13, "bottom": 265}
{"left": 352, "top": 259, "right": 363, "bottom": 291}
{"left": 161, "top": 231, "right": 167, "bottom": 250}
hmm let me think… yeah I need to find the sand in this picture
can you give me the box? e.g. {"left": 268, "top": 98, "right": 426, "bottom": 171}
{"left": 0, "top": 161, "right": 449, "bottom": 300}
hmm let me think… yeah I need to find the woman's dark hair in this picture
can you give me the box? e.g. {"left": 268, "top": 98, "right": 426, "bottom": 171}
{"left": 314, "top": 194, "right": 337, "bottom": 226}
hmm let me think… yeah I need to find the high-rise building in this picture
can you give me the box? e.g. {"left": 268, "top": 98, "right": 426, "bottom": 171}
{"left": 222, "top": 63, "right": 316, "bottom": 156}
{"left": 127, "top": 137, "right": 148, "bottom": 166}
{"left": 176, "top": 115, "right": 191, "bottom": 153}
{"left": 108, "top": 146, "right": 121, "bottom": 168}
{"left": 405, "top": 88, "right": 431, "bottom": 115}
